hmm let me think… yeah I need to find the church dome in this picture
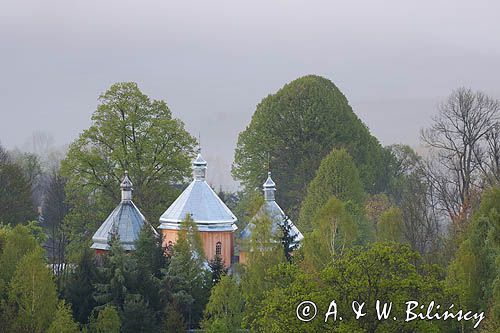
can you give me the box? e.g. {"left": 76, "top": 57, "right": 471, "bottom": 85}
{"left": 158, "top": 152, "right": 237, "bottom": 232}
{"left": 91, "top": 172, "right": 149, "bottom": 251}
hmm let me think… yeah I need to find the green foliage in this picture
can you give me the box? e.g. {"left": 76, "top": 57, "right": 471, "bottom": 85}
{"left": 165, "top": 215, "right": 211, "bottom": 329}
{"left": 256, "top": 243, "right": 450, "bottom": 332}
{"left": 298, "top": 148, "right": 365, "bottom": 232}
{"left": 94, "top": 238, "right": 137, "bottom": 308}
{"left": 302, "top": 196, "right": 357, "bottom": 272}
{"left": 132, "top": 227, "right": 168, "bottom": 324}
{"left": 0, "top": 224, "right": 39, "bottom": 286}
{"left": 233, "top": 75, "right": 389, "bottom": 218}
{"left": 61, "top": 82, "right": 196, "bottom": 252}
{"left": 241, "top": 214, "right": 286, "bottom": 329}
{"left": 7, "top": 247, "right": 58, "bottom": 333}
{"left": 47, "top": 301, "right": 80, "bottom": 333}
{"left": 62, "top": 247, "right": 98, "bottom": 325}
{"left": 0, "top": 146, "right": 36, "bottom": 225}
{"left": 208, "top": 255, "right": 227, "bottom": 285}
{"left": 90, "top": 305, "right": 121, "bottom": 333}
{"left": 447, "top": 186, "right": 500, "bottom": 330}
{"left": 201, "top": 275, "right": 244, "bottom": 333}
{"left": 377, "top": 207, "right": 405, "bottom": 242}
{"left": 164, "top": 303, "right": 186, "bottom": 333}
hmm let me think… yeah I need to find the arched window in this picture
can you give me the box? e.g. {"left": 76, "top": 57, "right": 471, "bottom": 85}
{"left": 215, "top": 241, "right": 222, "bottom": 257}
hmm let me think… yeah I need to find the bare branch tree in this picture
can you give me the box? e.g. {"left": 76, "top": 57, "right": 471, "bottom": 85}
{"left": 421, "top": 88, "right": 500, "bottom": 229}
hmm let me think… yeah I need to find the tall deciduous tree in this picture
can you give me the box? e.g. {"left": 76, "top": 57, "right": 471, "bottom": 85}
{"left": 447, "top": 186, "right": 500, "bottom": 330}
{"left": 233, "top": 75, "right": 390, "bottom": 218}
{"left": 61, "top": 82, "right": 196, "bottom": 251}
{"left": 302, "top": 196, "right": 357, "bottom": 272}
{"left": 7, "top": 248, "right": 58, "bottom": 333}
{"left": 0, "top": 224, "right": 39, "bottom": 286}
{"left": 298, "top": 148, "right": 365, "bottom": 232}
{"left": 241, "top": 215, "right": 285, "bottom": 330}
{"left": 386, "top": 144, "right": 441, "bottom": 257}
{"left": 421, "top": 88, "right": 500, "bottom": 229}
{"left": 201, "top": 275, "right": 244, "bottom": 333}
{"left": 377, "top": 207, "right": 405, "bottom": 242}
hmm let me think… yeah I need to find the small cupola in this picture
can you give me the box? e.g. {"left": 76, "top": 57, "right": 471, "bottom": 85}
{"left": 193, "top": 151, "right": 207, "bottom": 180}
{"left": 263, "top": 172, "right": 276, "bottom": 201}
{"left": 120, "top": 171, "right": 133, "bottom": 201}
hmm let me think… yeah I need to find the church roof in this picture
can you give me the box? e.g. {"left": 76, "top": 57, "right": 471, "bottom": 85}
{"left": 159, "top": 152, "right": 237, "bottom": 232}
{"left": 240, "top": 172, "right": 304, "bottom": 243}
{"left": 91, "top": 172, "right": 148, "bottom": 251}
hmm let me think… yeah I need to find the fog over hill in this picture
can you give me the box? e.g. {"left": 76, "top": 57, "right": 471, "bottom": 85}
{"left": 1, "top": 0, "right": 500, "bottom": 191}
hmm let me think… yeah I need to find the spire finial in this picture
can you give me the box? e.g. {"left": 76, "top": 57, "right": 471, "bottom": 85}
{"left": 120, "top": 171, "right": 133, "bottom": 201}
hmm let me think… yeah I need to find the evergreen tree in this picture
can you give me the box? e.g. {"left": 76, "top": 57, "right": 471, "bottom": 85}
{"left": 164, "top": 303, "right": 187, "bottom": 333}
{"left": 201, "top": 275, "right": 244, "bottom": 333}
{"left": 208, "top": 255, "right": 227, "bottom": 285}
{"left": 0, "top": 145, "right": 36, "bottom": 225}
{"left": 132, "top": 227, "right": 168, "bottom": 326}
{"left": 279, "top": 215, "right": 299, "bottom": 262}
{"left": 121, "top": 295, "right": 156, "bottom": 333}
{"left": 7, "top": 248, "right": 58, "bottom": 333}
{"left": 298, "top": 148, "right": 365, "bottom": 232}
{"left": 62, "top": 247, "right": 98, "bottom": 325}
{"left": 164, "top": 215, "right": 211, "bottom": 329}
{"left": 42, "top": 169, "right": 69, "bottom": 280}
{"left": 94, "top": 238, "right": 136, "bottom": 309}
{"left": 47, "top": 301, "right": 79, "bottom": 333}
{"left": 233, "top": 75, "right": 389, "bottom": 218}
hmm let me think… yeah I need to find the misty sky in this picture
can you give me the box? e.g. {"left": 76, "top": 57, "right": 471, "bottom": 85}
{"left": 1, "top": 0, "right": 499, "bottom": 190}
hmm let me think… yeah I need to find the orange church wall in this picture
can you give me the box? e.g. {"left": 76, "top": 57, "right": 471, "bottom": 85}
{"left": 161, "top": 229, "right": 234, "bottom": 268}
{"left": 239, "top": 250, "right": 248, "bottom": 265}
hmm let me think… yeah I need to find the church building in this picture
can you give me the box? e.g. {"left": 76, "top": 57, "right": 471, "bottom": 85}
{"left": 158, "top": 152, "right": 238, "bottom": 267}
{"left": 239, "top": 172, "right": 303, "bottom": 264}
{"left": 91, "top": 172, "right": 152, "bottom": 254}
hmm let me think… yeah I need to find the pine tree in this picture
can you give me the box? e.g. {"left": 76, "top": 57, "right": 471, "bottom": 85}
{"left": 279, "top": 215, "right": 299, "bottom": 262}
{"left": 132, "top": 227, "right": 168, "bottom": 327}
{"left": 47, "top": 301, "right": 79, "bottom": 333}
{"left": 164, "top": 215, "right": 211, "bottom": 329}
{"left": 164, "top": 303, "right": 186, "bottom": 333}
{"left": 94, "top": 237, "right": 137, "bottom": 309}
{"left": 62, "top": 246, "right": 98, "bottom": 325}
{"left": 208, "top": 255, "right": 227, "bottom": 285}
